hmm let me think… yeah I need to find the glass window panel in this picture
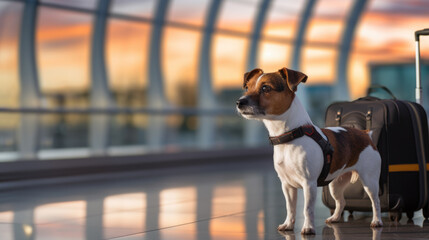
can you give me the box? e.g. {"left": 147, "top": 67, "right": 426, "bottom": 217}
{"left": 257, "top": 42, "right": 291, "bottom": 71}
{"left": 109, "top": 113, "right": 147, "bottom": 147}
{"left": 350, "top": 0, "right": 429, "bottom": 98}
{"left": 36, "top": 7, "right": 92, "bottom": 103}
{"left": 111, "top": 0, "right": 156, "bottom": 19}
{"left": 306, "top": 0, "right": 353, "bottom": 44}
{"left": 0, "top": 2, "right": 22, "bottom": 108}
{"left": 263, "top": 0, "right": 304, "bottom": 38}
{"left": 301, "top": 47, "right": 337, "bottom": 84}
{"left": 348, "top": 53, "right": 369, "bottom": 99}
{"left": 106, "top": 19, "right": 149, "bottom": 107}
{"left": 0, "top": 113, "right": 18, "bottom": 153}
{"left": 216, "top": 0, "right": 259, "bottom": 33}
{"left": 0, "top": 3, "right": 21, "bottom": 154}
{"left": 167, "top": 0, "right": 210, "bottom": 26}
{"left": 162, "top": 28, "right": 200, "bottom": 107}
{"left": 39, "top": 113, "right": 89, "bottom": 150}
{"left": 40, "top": 0, "right": 97, "bottom": 9}
{"left": 212, "top": 35, "right": 248, "bottom": 97}
{"left": 163, "top": 114, "right": 196, "bottom": 149}
{"left": 214, "top": 115, "right": 245, "bottom": 148}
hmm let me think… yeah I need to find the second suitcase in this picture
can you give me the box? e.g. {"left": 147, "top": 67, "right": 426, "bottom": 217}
{"left": 323, "top": 94, "right": 429, "bottom": 220}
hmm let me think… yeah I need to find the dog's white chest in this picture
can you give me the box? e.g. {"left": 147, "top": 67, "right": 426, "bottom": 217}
{"left": 273, "top": 141, "right": 308, "bottom": 188}
{"left": 272, "top": 137, "right": 325, "bottom": 188}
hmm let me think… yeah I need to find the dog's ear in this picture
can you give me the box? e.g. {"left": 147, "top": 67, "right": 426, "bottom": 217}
{"left": 278, "top": 67, "right": 307, "bottom": 92}
{"left": 243, "top": 68, "right": 263, "bottom": 88}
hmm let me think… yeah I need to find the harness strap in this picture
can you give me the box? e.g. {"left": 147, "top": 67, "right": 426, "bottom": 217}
{"left": 269, "top": 125, "right": 334, "bottom": 186}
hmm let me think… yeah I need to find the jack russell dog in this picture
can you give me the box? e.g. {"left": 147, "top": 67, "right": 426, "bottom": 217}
{"left": 236, "top": 67, "right": 383, "bottom": 235}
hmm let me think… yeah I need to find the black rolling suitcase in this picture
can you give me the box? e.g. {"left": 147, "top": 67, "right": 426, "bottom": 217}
{"left": 322, "top": 29, "right": 429, "bottom": 220}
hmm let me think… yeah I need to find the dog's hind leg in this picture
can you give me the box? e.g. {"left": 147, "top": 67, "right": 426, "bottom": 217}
{"left": 278, "top": 183, "right": 297, "bottom": 231}
{"left": 357, "top": 147, "right": 383, "bottom": 228}
{"left": 359, "top": 173, "right": 383, "bottom": 227}
{"left": 325, "top": 172, "right": 351, "bottom": 223}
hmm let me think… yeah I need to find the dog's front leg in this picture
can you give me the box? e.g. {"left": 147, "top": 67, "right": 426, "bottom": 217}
{"left": 301, "top": 182, "right": 317, "bottom": 235}
{"left": 278, "top": 182, "right": 297, "bottom": 231}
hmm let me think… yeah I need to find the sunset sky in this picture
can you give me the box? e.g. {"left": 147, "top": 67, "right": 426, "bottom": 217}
{"left": 0, "top": 0, "right": 429, "bottom": 108}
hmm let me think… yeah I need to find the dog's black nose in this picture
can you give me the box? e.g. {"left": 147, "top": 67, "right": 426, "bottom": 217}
{"left": 236, "top": 97, "right": 249, "bottom": 108}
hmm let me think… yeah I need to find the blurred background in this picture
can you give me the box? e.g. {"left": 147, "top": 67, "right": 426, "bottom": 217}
{"left": 0, "top": 0, "right": 428, "bottom": 160}
{"left": 1, "top": 1, "right": 429, "bottom": 239}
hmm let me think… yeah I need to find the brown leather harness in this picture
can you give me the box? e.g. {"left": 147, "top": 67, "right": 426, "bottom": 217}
{"left": 269, "top": 125, "right": 334, "bottom": 186}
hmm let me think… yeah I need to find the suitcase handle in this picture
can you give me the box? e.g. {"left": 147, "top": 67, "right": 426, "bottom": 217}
{"left": 367, "top": 84, "right": 397, "bottom": 100}
{"left": 415, "top": 28, "right": 428, "bottom": 105}
{"left": 415, "top": 28, "right": 429, "bottom": 41}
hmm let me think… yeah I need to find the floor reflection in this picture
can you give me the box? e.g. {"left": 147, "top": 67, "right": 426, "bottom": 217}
{"left": 0, "top": 160, "right": 428, "bottom": 240}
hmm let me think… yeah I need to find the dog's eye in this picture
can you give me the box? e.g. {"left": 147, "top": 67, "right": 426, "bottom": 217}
{"left": 245, "top": 86, "right": 248, "bottom": 92}
{"left": 261, "top": 85, "right": 272, "bottom": 93}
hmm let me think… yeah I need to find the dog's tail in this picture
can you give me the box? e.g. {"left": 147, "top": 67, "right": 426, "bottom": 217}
{"left": 350, "top": 171, "right": 359, "bottom": 184}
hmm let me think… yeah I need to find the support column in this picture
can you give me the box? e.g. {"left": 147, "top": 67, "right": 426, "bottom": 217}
{"left": 197, "top": 0, "right": 223, "bottom": 148}
{"left": 89, "top": 0, "right": 113, "bottom": 155}
{"left": 290, "top": 0, "right": 316, "bottom": 110}
{"left": 18, "top": 0, "right": 41, "bottom": 160}
{"left": 334, "top": 0, "right": 368, "bottom": 101}
{"left": 147, "top": 0, "right": 170, "bottom": 149}
{"left": 244, "top": 0, "right": 272, "bottom": 146}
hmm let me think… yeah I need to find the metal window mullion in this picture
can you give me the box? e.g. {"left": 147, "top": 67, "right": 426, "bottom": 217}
{"left": 247, "top": 0, "right": 271, "bottom": 70}
{"left": 196, "top": 0, "right": 223, "bottom": 148}
{"left": 89, "top": 0, "right": 112, "bottom": 156}
{"left": 243, "top": 0, "right": 272, "bottom": 147}
{"left": 291, "top": 0, "right": 316, "bottom": 71}
{"left": 290, "top": 0, "right": 316, "bottom": 111}
{"left": 90, "top": 0, "right": 112, "bottom": 108}
{"left": 148, "top": 0, "right": 170, "bottom": 108}
{"left": 146, "top": 0, "right": 171, "bottom": 148}
{"left": 19, "top": 0, "right": 40, "bottom": 108}
{"left": 335, "top": 0, "right": 368, "bottom": 101}
{"left": 18, "top": 0, "right": 41, "bottom": 160}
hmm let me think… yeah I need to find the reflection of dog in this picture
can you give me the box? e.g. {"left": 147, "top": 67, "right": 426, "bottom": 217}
{"left": 323, "top": 223, "right": 382, "bottom": 240}
{"left": 236, "top": 68, "right": 383, "bottom": 235}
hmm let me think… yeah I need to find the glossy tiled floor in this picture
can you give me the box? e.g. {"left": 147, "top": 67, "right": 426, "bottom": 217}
{"left": 0, "top": 158, "right": 428, "bottom": 240}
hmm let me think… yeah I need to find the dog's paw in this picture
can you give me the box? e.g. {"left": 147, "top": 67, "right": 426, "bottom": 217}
{"left": 370, "top": 220, "right": 383, "bottom": 228}
{"left": 301, "top": 227, "right": 315, "bottom": 235}
{"left": 277, "top": 223, "right": 294, "bottom": 231}
{"left": 325, "top": 215, "right": 341, "bottom": 224}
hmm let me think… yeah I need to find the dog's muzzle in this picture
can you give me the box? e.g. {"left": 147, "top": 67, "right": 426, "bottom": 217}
{"left": 236, "top": 96, "right": 264, "bottom": 116}
{"left": 236, "top": 96, "right": 249, "bottom": 110}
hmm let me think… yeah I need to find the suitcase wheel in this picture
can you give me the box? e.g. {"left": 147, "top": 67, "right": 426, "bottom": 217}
{"left": 406, "top": 211, "right": 414, "bottom": 220}
{"left": 389, "top": 211, "right": 402, "bottom": 222}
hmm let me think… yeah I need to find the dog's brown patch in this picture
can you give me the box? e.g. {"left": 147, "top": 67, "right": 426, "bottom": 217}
{"left": 243, "top": 71, "right": 295, "bottom": 115}
{"left": 258, "top": 74, "right": 294, "bottom": 115}
{"left": 321, "top": 127, "right": 377, "bottom": 173}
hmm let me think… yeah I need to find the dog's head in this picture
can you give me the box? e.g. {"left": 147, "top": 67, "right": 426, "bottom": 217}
{"left": 236, "top": 67, "right": 307, "bottom": 120}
